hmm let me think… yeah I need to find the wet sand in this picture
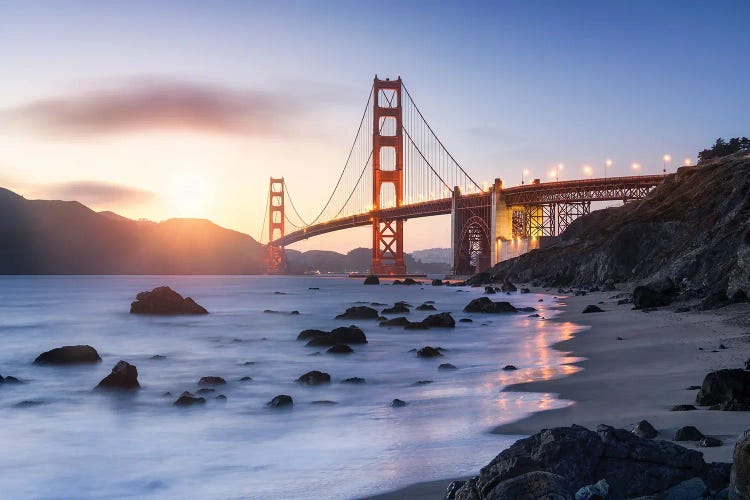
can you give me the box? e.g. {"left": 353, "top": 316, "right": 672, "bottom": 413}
{"left": 365, "top": 288, "right": 750, "bottom": 499}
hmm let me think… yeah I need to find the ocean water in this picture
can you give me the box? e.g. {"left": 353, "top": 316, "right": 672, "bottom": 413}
{"left": 0, "top": 276, "right": 583, "bottom": 499}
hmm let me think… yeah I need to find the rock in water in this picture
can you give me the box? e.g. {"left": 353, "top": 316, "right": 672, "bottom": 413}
{"left": 327, "top": 344, "right": 353, "bottom": 354}
{"left": 416, "top": 303, "right": 437, "bottom": 311}
{"left": 502, "top": 365, "right": 517, "bottom": 371}
{"left": 417, "top": 346, "right": 443, "bottom": 358}
{"left": 582, "top": 305, "right": 604, "bottom": 313}
{"left": 390, "top": 399, "right": 407, "bottom": 407}
{"left": 453, "top": 424, "right": 713, "bottom": 500}
{"left": 335, "top": 306, "right": 379, "bottom": 320}
{"left": 378, "top": 317, "right": 411, "bottom": 327}
{"left": 382, "top": 303, "right": 410, "bottom": 314}
{"left": 421, "top": 312, "right": 455, "bottom": 328}
{"left": 198, "top": 376, "right": 226, "bottom": 386}
{"left": 439, "top": 363, "right": 457, "bottom": 371}
{"left": 267, "top": 395, "right": 293, "bottom": 408}
{"left": 130, "top": 286, "right": 208, "bottom": 314}
{"left": 305, "top": 326, "right": 367, "bottom": 346}
{"left": 501, "top": 281, "right": 518, "bottom": 292}
{"left": 363, "top": 275, "right": 379, "bottom": 285}
{"left": 431, "top": 279, "right": 444, "bottom": 286}
{"left": 174, "top": 391, "right": 206, "bottom": 406}
{"left": 96, "top": 361, "right": 140, "bottom": 389}
{"left": 730, "top": 430, "right": 750, "bottom": 499}
{"left": 463, "top": 297, "right": 517, "bottom": 313}
{"left": 296, "top": 370, "right": 331, "bottom": 385}
{"left": 34, "top": 345, "right": 101, "bottom": 365}
{"left": 674, "top": 426, "right": 704, "bottom": 441}
{"left": 633, "top": 420, "right": 658, "bottom": 439}
{"left": 696, "top": 369, "right": 750, "bottom": 407}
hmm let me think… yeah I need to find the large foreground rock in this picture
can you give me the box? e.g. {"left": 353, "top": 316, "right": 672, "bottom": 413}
{"left": 130, "top": 286, "right": 208, "bottom": 314}
{"left": 453, "top": 424, "right": 728, "bottom": 500}
{"left": 421, "top": 312, "right": 456, "bottom": 328}
{"left": 34, "top": 345, "right": 101, "bottom": 365}
{"left": 463, "top": 297, "right": 517, "bottom": 313}
{"left": 96, "top": 361, "right": 140, "bottom": 389}
{"left": 730, "top": 431, "right": 750, "bottom": 499}
{"left": 696, "top": 369, "right": 750, "bottom": 407}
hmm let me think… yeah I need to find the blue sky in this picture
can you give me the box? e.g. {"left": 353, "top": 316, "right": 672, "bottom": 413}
{"left": 1, "top": 1, "right": 748, "bottom": 251}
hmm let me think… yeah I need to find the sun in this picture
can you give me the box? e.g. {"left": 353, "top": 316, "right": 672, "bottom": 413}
{"left": 166, "top": 173, "right": 216, "bottom": 218}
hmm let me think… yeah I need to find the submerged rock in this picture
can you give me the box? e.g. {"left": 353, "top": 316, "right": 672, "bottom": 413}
{"left": 174, "top": 391, "right": 205, "bottom": 406}
{"left": 305, "top": 326, "right": 367, "bottom": 346}
{"left": 199, "top": 376, "right": 226, "bottom": 386}
{"left": 335, "top": 306, "right": 379, "bottom": 320}
{"left": 363, "top": 275, "right": 380, "bottom": 285}
{"left": 439, "top": 363, "right": 457, "bottom": 371}
{"left": 267, "top": 394, "right": 293, "bottom": 408}
{"left": 463, "top": 297, "right": 517, "bottom": 313}
{"left": 421, "top": 312, "right": 456, "bottom": 328}
{"left": 97, "top": 360, "right": 140, "bottom": 389}
{"left": 582, "top": 305, "right": 604, "bottom": 313}
{"left": 34, "top": 345, "right": 101, "bottom": 365}
{"left": 327, "top": 344, "right": 353, "bottom": 354}
{"left": 296, "top": 370, "right": 331, "bottom": 385}
{"left": 379, "top": 317, "right": 411, "bottom": 327}
{"left": 502, "top": 365, "right": 517, "bottom": 371}
{"left": 382, "top": 303, "right": 410, "bottom": 314}
{"left": 390, "top": 398, "right": 407, "bottom": 407}
{"left": 417, "top": 346, "right": 443, "bottom": 358}
{"left": 341, "top": 377, "right": 366, "bottom": 384}
{"left": 130, "top": 286, "right": 208, "bottom": 314}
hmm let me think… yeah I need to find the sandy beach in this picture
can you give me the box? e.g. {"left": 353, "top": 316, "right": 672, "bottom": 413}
{"left": 367, "top": 288, "right": 750, "bottom": 499}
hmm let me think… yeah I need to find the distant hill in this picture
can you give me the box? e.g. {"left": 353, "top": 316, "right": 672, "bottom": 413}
{"left": 0, "top": 187, "right": 266, "bottom": 274}
{"left": 410, "top": 247, "right": 452, "bottom": 264}
{"left": 0, "top": 187, "right": 451, "bottom": 275}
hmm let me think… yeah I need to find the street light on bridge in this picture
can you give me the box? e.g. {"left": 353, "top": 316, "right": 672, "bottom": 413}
{"left": 583, "top": 164, "right": 593, "bottom": 176}
{"left": 522, "top": 169, "right": 530, "bottom": 185}
{"left": 684, "top": 158, "right": 693, "bottom": 166}
{"left": 631, "top": 162, "right": 641, "bottom": 173}
{"left": 662, "top": 154, "right": 671, "bottom": 173}
{"left": 605, "top": 159, "right": 613, "bottom": 179}
{"left": 556, "top": 163, "right": 564, "bottom": 182}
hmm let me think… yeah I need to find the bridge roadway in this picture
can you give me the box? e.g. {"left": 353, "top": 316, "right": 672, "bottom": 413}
{"left": 272, "top": 174, "right": 668, "bottom": 248}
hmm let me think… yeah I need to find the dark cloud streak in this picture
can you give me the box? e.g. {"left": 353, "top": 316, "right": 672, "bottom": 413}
{"left": 45, "top": 181, "right": 156, "bottom": 207}
{"left": 3, "top": 79, "right": 302, "bottom": 137}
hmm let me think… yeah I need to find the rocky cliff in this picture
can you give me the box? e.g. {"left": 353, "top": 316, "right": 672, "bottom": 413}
{"left": 488, "top": 152, "right": 750, "bottom": 303}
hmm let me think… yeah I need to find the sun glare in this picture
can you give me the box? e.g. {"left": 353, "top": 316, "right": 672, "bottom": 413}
{"left": 166, "top": 173, "right": 216, "bottom": 217}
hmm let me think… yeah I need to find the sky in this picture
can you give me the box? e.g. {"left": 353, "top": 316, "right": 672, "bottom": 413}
{"left": 1, "top": 1, "right": 749, "bottom": 252}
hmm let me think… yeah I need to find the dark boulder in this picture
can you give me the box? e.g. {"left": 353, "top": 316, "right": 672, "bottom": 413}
{"left": 363, "top": 275, "right": 380, "bottom": 285}
{"left": 379, "top": 317, "right": 411, "bottom": 327}
{"left": 0, "top": 375, "right": 21, "bottom": 384}
{"left": 404, "top": 322, "right": 429, "bottom": 330}
{"left": 453, "top": 424, "right": 712, "bottom": 500}
{"left": 482, "top": 471, "right": 574, "bottom": 500}
{"left": 335, "top": 306, "right": 379, "bottom": 320}
{"left": 633, "top": 420, "right": 658, "bottom": 439}
{"left": 416, "top": 303, "right": 437, "bottom": 311}
{"left": 696, "top": 369, "right": 750, "bottom": 407}
{"left": 296, "top": 370, "right": 331, "bottom": 385}
{"left": 671, "top": 404, "right": 697, "bottom": 411}
{"left": 459, "top": 318, "right": 473, "bottom": 323}
{"left": 439, "top": 363, "right": 457, "bottom": 370}
{"left": 382, "top": 303, "right": 410, "bottom": 314}
{"left": 130, "top": 286, "right": 208, "bottom": 314}
{"left": 463, "top": 297, "right": 517, "bottom": 313}
{"left": 432, "top": 279, "right": 444, "bottom": 286}
{"left": 240, "top": 376, "right": 253, "bottom": 382}
{"left": 674, "top": 426, "right": 704, "bottom": 441}
{"left": 267, "top": 394, "right": 293, "bottom": 408}
{"left": 199, "top": 376, "right": 226, "bottom": 386}
{"left": 582, "top": 305, "right": 604, "bottom": 313}
{"left": 327, "top": 344, "right": 353, "bottom": 354}
{"left": 306, "top": 326, "right": 367, "bottom": 346}
{"left": 502, "top": 365, "right": 517, "bottom": 371}
{"left": 421, "top": 312, "right": 455, "bottom": 328}
{"left": 297, "top": 329, "right": 328, "bottom": 341}
{"left": 501, "top": 281, "right": 518, "bottom": 292}
{"left": 34, "top": 345, "right": 101, "bottom": 365}
{"left": 341, "top": 377, "right": 366, "bottom": 384}
{"left": 174, "top": 391, "right": 206, "bottom": 406}
{"left": 730, "top": 431, "right": 750, "bottom": 499}
{"left": 633, "top": 278, "right": 676, "bottom": 309}
{"left": 417, "top": 346, "right": 443, "bottom": 358}
{"left": 97, "top": 360, "right": 140, "bottom": 389}
{"left": 390, "top": 398, "right": 407, "bottom": 407}
{"left": 698, "top": 437, "right": 723, "bottom": 447}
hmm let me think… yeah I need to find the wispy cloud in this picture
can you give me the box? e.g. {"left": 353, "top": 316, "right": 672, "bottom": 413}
{"left": 2, "top": 79, "right": 303, "bottom": 137}
{"left": 44, "top": 181, "right": 156, "bottom": 207}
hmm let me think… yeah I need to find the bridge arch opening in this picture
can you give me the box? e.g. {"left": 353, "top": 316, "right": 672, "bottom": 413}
{"left": 455, "top": 215, "right": 491, "bottom": 275}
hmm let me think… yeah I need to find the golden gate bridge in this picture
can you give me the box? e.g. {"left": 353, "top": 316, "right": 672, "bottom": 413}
{"left": 259, "top": 77, "right": 666, "bottom": 276}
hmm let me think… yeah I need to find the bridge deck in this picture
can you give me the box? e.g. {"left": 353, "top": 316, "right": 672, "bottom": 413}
{"left": 272, "top": 175, "right": 667, "bottom": 247}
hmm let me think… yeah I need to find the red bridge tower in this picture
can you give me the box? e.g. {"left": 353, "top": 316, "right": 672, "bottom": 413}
{"left": 371, "top": 77, "right": 406, "bottom": 275}
{"left": 267, "top": 177, "right": 287, "bottom": 274}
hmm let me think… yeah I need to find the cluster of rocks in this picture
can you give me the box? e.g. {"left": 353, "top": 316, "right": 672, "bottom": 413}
{"left": 380, "top": 312, "right": 456, "bottom": 330}
{"left": 447, "top": 424, "right": 735, "bottom": 500}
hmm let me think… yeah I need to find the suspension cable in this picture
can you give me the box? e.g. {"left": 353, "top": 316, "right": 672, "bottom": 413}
{"left": 402, "top": 126, "right": 453, "bottom": 193}
{"left": 402, "top": 82, "right": 481, "bottom": 190}
{"left": 258, "top": 189, "right": 269, "bottom": 244}
{"left": 282, "top": 179, "right": 310, "bottom": 227}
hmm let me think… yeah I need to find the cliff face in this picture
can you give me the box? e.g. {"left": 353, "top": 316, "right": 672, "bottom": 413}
{"left": 488, "top": 152, "right": 750, "bottom": 300}
{"left": 0, "top": 188, "right": 266, "bottom": 274}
